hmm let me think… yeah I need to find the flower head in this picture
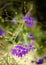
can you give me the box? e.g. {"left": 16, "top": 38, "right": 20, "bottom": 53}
{"left": 23, "top": 13, "right": 31, "bottom": 21}
{"left": 36, "top": 58, "right": 44, "bottom": 64}
{"left": 24, "top": 13, "right": 37, "bottom": 27}
{"left": 11, "top": 44, "right": 28, "bottom": 57}
{"left": 0, "top": 29, "right": 6, "bottom": 36}
{"left": 29, "top": 33, "right": 33, "bottom": 36}
{"left": 25, "top": 21, "right": 34, "bottom": 27}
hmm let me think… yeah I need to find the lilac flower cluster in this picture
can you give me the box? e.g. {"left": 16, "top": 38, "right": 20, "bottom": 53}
{"left": 11, "top": 43, "right": 35, "bottom": 57}
{"left": 11, "top": 45, "right": 28, "bottom": 57}
{"left": 0, "top": 29, "right": 6, "bottom": 36}
{"left": 23, "top": 13, "right": 37, "bottom": 27}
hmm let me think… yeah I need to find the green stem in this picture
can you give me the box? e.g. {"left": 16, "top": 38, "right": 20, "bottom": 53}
{"left": 12, "top": 20, "right": 25, "bottom": 41}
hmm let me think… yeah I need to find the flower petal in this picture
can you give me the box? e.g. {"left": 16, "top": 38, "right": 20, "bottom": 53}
{"left": 0, "top": 29, "right": 6, "bottom": 35}
{"left": 36, "top": 58, "right": 44, "bottom": 64}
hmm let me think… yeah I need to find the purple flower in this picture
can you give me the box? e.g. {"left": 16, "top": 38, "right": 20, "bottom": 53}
{"left": 22, "top": 49, "right": 28, "bottom": 55}
{"left": 11, "top": 18, "right": 17, "bottom": 24}
{"left": 23, "top": 13, "right": 31, "bottom": 21}
{"left": 11, "top": 42, "right": 35, "bottom": 57}
{"left": 23, "top": 13, "right": 37, "bottom": 27}
{"left": 0, "top": 29, "right": 6, "bottom": 36}
{"left": 36, "top": 58, "right": 44, "bottom": 64}
{"left": 29, "top": 33, "right": 35, "bottom": 40}
{"left": 29, "top": 33, "right": 33, "bottom": 36}
{"left": 11, "top": 49, "right": 16, "bottom": 55}
{"left": 11, "top": 45, "right": 28, "bottom": 57}
{"left": 15, "top": 45, "right": 24, "bottom": 50}
{"left": 25, "top": 21, "right": 34, "bottom": 27}
{"left": 25, "top": 42, "right": 35, "bottom": 51}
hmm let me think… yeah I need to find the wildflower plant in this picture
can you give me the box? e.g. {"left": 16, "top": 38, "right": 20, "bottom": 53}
{"left": 0, "top": 0, "right": 46, "bottom": 65}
